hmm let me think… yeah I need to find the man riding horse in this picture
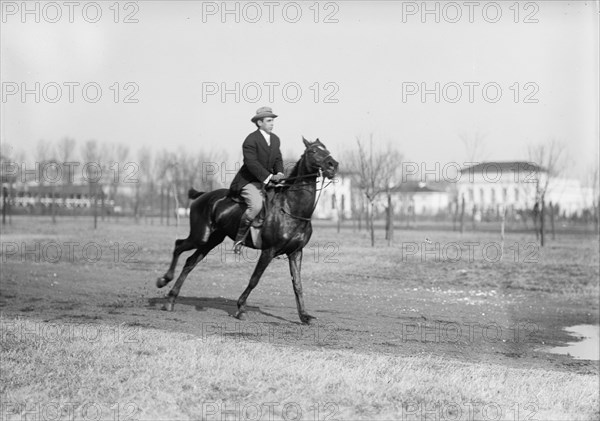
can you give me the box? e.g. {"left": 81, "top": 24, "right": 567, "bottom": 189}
{"left": 156, "top": 107, "right": 339, "bottom": 323}
{"left": 229, "top": 106, "right": 285, "bottom": 254}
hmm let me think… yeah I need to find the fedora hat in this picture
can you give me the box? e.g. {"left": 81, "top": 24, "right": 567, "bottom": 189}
{"left": 251, "top": 106, "right": 278, "bottom": 123}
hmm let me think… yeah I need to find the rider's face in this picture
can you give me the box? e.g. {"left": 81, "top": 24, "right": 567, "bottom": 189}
{"left": 258, "top": 118, "right": 274, "bottom": 133}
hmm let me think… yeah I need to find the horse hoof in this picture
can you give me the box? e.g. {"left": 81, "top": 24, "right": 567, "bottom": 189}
{"left": 300, "top": 314, "right": 317, "bottom": 325}
{"left": 156, "top": 277, "right": 169, "bottom": 288}
{"left": 162, "top": 302, "right": 174, "bottom": 312}
{"left": 235, "top": 311, "right": 248, "bottom": 321}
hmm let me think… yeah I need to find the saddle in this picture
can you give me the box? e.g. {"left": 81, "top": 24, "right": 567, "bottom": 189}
{"left": 227, "top": 187, "right": 278, "bottom": 248}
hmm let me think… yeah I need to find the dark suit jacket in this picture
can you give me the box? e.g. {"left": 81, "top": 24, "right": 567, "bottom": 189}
{"left": 229, "top": 129, "right": 284, "bottom": 195}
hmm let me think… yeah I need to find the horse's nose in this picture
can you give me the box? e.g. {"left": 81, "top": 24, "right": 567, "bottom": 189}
{"left": 327, "top": 159, "right": 339, "bottom": 172}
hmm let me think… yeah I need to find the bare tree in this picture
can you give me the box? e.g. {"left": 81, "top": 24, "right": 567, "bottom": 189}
{"left": 80, "top": 139, "right": 100, "bottom": 166}
{"left": 136, "top": 146, "right": 154, "bottom": 222}
{"left": 1, "top": 142, "right": 16, "bottom": 225}
{"left": 0, "top": 142, "right": 11, "bottom": 162}
{"left": 36, "top": 139, "right": 53, "bottom": 162}
{"left": 35, "top": 139, "right": 53, "bottom": 185}
{"left": 346, "top": 134, "right": 402, "bottom": 246}
{"left": 527, "top": 139, "right": 568, "bottom": 246}
{"left": 35, "top": 139, "right": 57, "bottom": 220}
{"left": 195, "top": 148, "right": 226, "bottom": 191}
{"left": 342, "top": 149, "right": 364, "bottom": 230}
{"left": 586, "top": 160, "right": 599, "bottom": 233}
{"left": 108, "top": 142, "right": 130, "bottom": 220}
{"left": 56, "top": 137, "right": 76, "bottom": 182}
{"left": 459, "top": 131, "right": 488, "bottom": 230}
{"left": 153, "top": 149, "right": 182, "bottom": 225}
{"left": 80, "top": 139, "right": 102, "bottom": 228}
{"left": 382, "top": 146, "right": 403, "bottom": 245}
{"left": 55, "top": 137, "right": 77, "bottom": 217}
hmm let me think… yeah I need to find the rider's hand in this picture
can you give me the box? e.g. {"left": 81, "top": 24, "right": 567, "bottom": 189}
{"left": 271, "top": 172, "right": 285, "bottom": 183}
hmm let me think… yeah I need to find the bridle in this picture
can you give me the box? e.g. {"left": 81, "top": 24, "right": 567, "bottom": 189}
{"left": 275, "top": 150, "right": 334, "bottom": 186}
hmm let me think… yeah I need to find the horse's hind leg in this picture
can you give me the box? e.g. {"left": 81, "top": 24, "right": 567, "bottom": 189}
{"left": 163, "top": 232, "right": 226, "bottom": 311}
{"left": 156, "top": 237, "right": 195, "bottom": 288}
{"left": 235, "top": 249, "right": 275, "bottom": 320}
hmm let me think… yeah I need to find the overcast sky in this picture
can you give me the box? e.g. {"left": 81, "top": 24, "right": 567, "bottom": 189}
{"left": 1, "top": 1, "right": 598, "bottom": 179}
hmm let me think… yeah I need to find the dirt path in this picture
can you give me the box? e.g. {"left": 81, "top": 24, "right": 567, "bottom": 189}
{"left": 1, "top": 218, "right": 598, "bottom": 374}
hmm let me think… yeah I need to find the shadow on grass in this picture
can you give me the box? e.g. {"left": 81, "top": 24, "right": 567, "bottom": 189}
{"left": 146, "top": 296, "right": 297, "bottom": 324}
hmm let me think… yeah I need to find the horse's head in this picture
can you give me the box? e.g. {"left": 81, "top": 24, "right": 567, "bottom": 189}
{"left": 302, "top": 137, "right": 339, "bottom": 179}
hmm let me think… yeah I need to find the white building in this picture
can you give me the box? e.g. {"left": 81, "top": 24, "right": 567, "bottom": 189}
{"left": 312, "top": 170, "right": 355, "bottom": 220}
{"left": 310, "top": 161, "right": 595, "bottom": 220}
{"left": 367, "top": 181, "right": 451, "bottom": 216}
{"left": 313, "top": 171, "right": 452, "bottom": 220}
{"left": 456, "top": 161, "right": 594, "bottom": 217}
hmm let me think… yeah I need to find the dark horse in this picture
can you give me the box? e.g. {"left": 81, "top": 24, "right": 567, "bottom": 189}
{"left": 156, "top": 137, "right": 339, "bottom": 324}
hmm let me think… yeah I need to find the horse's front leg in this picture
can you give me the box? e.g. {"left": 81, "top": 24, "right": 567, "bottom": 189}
{"left": 288, "top": 249, "right": 317, "bottom": 325}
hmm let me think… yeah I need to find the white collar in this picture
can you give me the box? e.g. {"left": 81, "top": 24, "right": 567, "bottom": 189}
{"left": 259, "top": 129, "right": 271, "bottom": 139}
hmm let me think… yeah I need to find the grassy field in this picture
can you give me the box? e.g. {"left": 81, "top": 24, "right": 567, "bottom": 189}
{"left": 1, "top": 216, "right": 599, "bottom": 420}
{"left": 2, "top": 317, "right": 598, "bottom": 421}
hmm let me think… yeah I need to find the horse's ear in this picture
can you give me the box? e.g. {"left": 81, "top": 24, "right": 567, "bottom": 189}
{"left": 302, "top": 136, "right": 311, "bottom": 147}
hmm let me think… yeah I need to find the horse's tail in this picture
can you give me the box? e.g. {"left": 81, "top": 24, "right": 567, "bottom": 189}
{"left": 188, "top": 188, "right": 205, "bottom": 200}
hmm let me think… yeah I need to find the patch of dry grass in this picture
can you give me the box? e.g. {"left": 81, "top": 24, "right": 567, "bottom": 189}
{"left": 2, "top": 317, "right": 598, "bottom": 420}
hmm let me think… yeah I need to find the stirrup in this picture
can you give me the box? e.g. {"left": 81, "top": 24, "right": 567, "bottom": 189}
{"left": 233, "top": 240, "right": 245, "bottom": 254}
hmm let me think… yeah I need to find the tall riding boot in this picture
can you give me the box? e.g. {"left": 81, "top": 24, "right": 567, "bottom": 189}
{"left": 233, "top": 213, "right": 253, "bottom": 254}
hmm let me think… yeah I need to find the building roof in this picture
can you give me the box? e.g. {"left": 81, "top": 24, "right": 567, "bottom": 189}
{"left": 460, "top": 161, "right": 546, "bottom": 174}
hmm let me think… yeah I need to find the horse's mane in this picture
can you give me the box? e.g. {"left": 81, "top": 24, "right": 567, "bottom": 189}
{"left": 280, "top": 152, "right": 318, "bottom": 190}
{"left": 285, "top": 154, "right": 305, "bottom": 181}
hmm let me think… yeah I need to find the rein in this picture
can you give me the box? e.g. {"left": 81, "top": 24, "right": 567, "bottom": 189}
{"left": 278, "top": 172, "right": 320, "bottom": 181}
{"left": 268, "top": 151, "right": 334, "bottom": 222}
{"left": 279, "top": 169, "right": 326, "bottom": 222}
